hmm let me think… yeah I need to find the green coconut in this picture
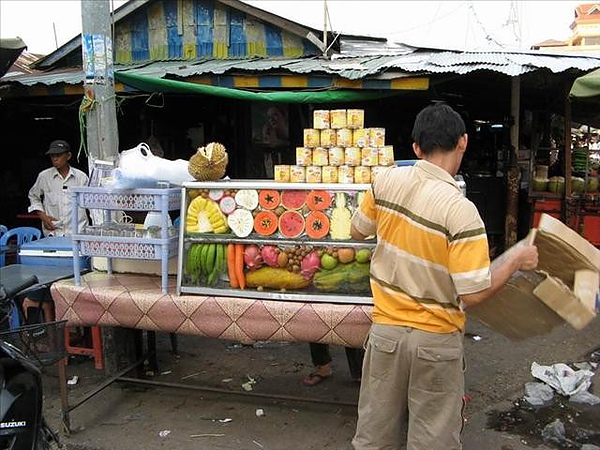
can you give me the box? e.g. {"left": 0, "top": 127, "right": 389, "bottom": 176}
{"left": 531, "top": 177, "right": 549, "bottom": 192}
{"left": 571, "top": 177, "right": 585, "bottom": 194}
{"left": 547, "top": 176, "right": 565, "bottom": 194}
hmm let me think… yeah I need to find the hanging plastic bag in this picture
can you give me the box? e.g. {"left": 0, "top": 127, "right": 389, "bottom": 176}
{"left": 106, "top": 142, "right": 194, "bottom": 190}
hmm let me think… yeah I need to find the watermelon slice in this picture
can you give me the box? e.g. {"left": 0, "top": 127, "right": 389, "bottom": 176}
{"left": 306, "top": 190, "right": 332, "bottom": 211}
{"left": 281, "top": 190, "right": 307, "bottom": 210}
{"left": 254, "top": 210, "right": 278, "bottom": 236}
{"left": 278, "top": 210, "right": 305, "bottom": 238}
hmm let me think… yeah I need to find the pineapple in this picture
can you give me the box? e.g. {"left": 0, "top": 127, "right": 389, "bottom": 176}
{"left": 330, "top": 192, "right": 352, "bottom": 240}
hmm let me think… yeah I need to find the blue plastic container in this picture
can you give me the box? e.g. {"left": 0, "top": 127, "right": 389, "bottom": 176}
{"left": 19, "top": 236, "right": 90, "bottom": 269}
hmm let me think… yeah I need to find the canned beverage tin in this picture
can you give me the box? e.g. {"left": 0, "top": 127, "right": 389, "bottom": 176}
{"left": 346, "top": 109, "right": 365, "bottom": 129}
{"left": 290, "top": 165, "right": 306, "bottom": 183}
{"left": 354, "top": 166, "right": 371, "bottom": 184}
{"left": 306, "top": 166, "right": 322, "bottom": 183}
{"left": 338, "top": 165, "right": 354, "bottom": 184}
{"left": 352, "top": 128, "right": 369, "bottom": 147}
{"left": 274, "top": 165, "right": 291, "bottom": 182}
{"left": 330, "top": 109, "right": 347, "bottom": 129}
{"left": 320, "top": 129, "right": 337, "bottom": 147}
{"left": 378, "top": 145, "right": 395, "bottom": 166}
{"left": 361, "top": 147, "right": 379, "bottom": 166}
{"left": 336, "top": 128, "right": 353, "bottom": 147}
{"left": 296, "top": 147, "right": 313, "bottom": 166}
{"left": 312, "top": 147, "right": 329, "bottom": 166}
{"left": 322, "top": 166, "right": 339, "bottom": 183}
{"left": 344, "top": 147, "right": 361, "bottom": 166}
{"left": 328, "top": 147, "right": 345, "bottom": 166}
{"left": 313, "top": 110, "right": 331, "bottom": 129}
{"left": 369, "top": 127, "right": 386, "bottom": 147}
{"left": 303, "top": 128, "right": 320, "bottom": 148}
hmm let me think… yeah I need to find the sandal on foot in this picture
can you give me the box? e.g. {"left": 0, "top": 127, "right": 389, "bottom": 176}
{"left": 302, "top": 372, "right": 331, "bottom": 386}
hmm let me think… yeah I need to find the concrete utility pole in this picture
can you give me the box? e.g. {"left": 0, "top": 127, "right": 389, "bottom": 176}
{"left": 81, "top": 0, "right": 119, "bottom": 166}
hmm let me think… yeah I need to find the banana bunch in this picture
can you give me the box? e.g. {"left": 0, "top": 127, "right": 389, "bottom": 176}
{"left": 185, "top": 243, "right": 228, "bottom": 286}
{"left": 186, "top": 196, "right": 229, "bottom": 234}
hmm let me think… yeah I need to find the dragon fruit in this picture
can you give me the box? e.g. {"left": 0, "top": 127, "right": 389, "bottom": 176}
{"left": 244, "top": 244, "right": 263, "bottom": 271}
{"left": 261, "top": 245, "right": 280, "bottom": 267}
{"left": 300, "top": 251, "right": 321, "bottom": 280}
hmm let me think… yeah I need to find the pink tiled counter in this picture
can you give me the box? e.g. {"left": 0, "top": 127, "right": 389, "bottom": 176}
{"left": 51, "top": 272, "right": 372, "bottom": 347}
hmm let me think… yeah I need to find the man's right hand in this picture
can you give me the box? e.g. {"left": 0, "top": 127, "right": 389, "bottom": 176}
{"left": 515, "top": 245, "right": 539, "bottom": 271}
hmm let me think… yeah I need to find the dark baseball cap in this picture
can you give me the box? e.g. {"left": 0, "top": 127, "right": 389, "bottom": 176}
{"left": 46, "top": 140, "right": 71, "bottom": 155}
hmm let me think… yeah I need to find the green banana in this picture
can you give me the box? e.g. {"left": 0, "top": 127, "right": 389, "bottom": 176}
{"left": 204, "top": 243, "right": 217, "bottom": 279}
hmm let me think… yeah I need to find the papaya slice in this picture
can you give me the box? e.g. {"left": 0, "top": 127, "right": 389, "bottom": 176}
{"left": 281, "top": 190, "right": 307, "bottom": 210}
{"left": 306, "top": 210, "right": 330, "bottom": 239}
{"left": 254, "top": 210, "right": 278, "bottom": 236}
{"left": 278, "top": 210, "right": 305, "bottom": 238}
{"left": 306, "top": 190, "right": 332, "bottom": 211}
{"left": 258, "top": 189, "right": 281, "bottom": 210}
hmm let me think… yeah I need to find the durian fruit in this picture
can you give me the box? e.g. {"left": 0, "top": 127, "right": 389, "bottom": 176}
{"left": 188, "top": 142, "right": 229, "bottom": 181}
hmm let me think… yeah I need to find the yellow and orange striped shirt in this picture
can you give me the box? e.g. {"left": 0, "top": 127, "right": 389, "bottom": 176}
{"left": 351, "top": 161, "right": 491, "bottom": 333}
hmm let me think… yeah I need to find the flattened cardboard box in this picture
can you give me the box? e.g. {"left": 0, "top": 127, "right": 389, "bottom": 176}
{"left": 469, "top": 213, "right": 599, "bottom": 341}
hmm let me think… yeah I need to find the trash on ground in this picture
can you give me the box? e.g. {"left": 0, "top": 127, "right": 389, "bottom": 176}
{"left": 190, "top": 433, "right": 225, "bottom": 438}
{"left": 531, "top": 362, "right": 600, "bottom": 404}
{"left": 221, "top": 378, "right": 233, "bottom": 383}
{"left": 255, "top": 408, "right": 265, "bottom": 417}
{"left": 524, "top": 381, "right": 554, "bottom": 405}
{"left": 218, "top": 418, "right": 232, "bottom": 423}
{"left": 181, "top": 372, "right": 201, "bottom": 380}
{"left": 158, "top": 430, "right": 171, "bottom": 438}
{"left": 253, "top": 440, "right": 264, "bottom": 448}
{"left": 242, "top": 375, "right": 257, "bottom": 391}
{"left": 67, "top": 375, "right": 79, "bottom": 385}
{"left": 160, "top": 370, "right": 172, "bottom": 375}
{"left": 471, "top": 335, "right": 482, "bottom": 341}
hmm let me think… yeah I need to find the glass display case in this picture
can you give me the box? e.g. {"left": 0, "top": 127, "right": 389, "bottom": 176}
{"left": 177, "top": 181, "right": 376, "bottom": 304}
{"left": 71, "top": 186, "right": 181, "bottom": 293}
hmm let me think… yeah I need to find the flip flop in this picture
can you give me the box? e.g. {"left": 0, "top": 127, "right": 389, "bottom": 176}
{"left": 302, "top": 372, "right": 331, "bottom": 386}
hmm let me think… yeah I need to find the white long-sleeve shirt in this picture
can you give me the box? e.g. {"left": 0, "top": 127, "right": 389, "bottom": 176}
{"left": 28, "top": 166, "right": 89, "bottom": 237}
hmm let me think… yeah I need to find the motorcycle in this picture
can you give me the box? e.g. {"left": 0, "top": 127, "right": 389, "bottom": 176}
{"left": 0, "top": 274, "right": 63, "bottom": 449}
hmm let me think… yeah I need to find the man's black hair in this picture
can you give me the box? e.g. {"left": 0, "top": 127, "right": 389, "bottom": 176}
{"left": 411, "top": 103, "right": 467, "bottom": 155}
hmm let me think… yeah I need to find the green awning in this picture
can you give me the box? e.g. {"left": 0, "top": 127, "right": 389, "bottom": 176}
{"left": 115, "top": 71, "right": 401, "bottom": 103}
{"left": 569, "top": 68, "right": 600, "bottom": 102}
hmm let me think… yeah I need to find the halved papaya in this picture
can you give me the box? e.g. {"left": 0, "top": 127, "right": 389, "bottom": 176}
{"left": 254, "top": 210, "right": 278, "bottom": 236}
{"left": 305, "top": 210, "right": 330, "bottom": 239}
{"left": 258, "top": 189, "right": 281, "bottom": 210}
{"left": 306, "top": 190, "right": 332, "bottom": 211}
{"left": 281, "top": 190, "right": 307, "bottom": 210}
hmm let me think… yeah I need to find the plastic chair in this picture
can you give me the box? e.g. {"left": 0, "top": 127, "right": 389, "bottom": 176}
{"left": 0, "top": 225, "right": 7, "bottom": 237}
{"left": 0, "top": 226, "right": 42, "bottom": 266}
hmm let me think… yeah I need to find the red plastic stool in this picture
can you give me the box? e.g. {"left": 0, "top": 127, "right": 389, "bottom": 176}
{"left": 64, "top": 326, "right": 103, "bottom": 370}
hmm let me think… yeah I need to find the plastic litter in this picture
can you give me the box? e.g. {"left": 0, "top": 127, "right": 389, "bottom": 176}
{"left": 242, "top": 375, "right": 257, "bottom": 391}
{"left": 158, "top": 430, "right": 171, "bottom": 438}
{"left": 531, "top": 362, "right": 600, "bottom": 405}
{"left": 523, "top": 381, "right": 554, "bottom": 405}
{"left": 255, "top": 408, "right": 265, "bottom": 417}
{"left": 67, "top": 375, "right": 79, "bottom": 385}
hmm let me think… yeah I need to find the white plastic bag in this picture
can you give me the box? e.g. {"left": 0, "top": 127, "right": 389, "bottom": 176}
{"left": 107, "top": 142, "right": 194, "bottom": 189}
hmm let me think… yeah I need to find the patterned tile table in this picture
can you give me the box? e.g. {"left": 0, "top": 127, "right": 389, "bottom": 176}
{"left": 51, "top": 272, "right": 373, "bottom": 347}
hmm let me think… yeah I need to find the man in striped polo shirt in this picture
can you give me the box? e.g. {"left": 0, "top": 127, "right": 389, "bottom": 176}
{"left": 351, "top": 103, "right": 538, "bottom": 450}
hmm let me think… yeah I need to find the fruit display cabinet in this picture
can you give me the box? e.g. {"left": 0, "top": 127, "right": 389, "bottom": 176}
{"left": 177, "top": 181, "right": 376, "bottom": 304}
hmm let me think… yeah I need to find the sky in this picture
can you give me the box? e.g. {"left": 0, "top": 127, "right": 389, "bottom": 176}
{"left": 0, "top": 0, "right": 583, "bottom": 55}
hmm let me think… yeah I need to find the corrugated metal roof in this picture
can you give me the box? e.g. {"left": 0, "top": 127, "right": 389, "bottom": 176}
{"left": 4, "top": 40, "right": 600, "bottom": 87}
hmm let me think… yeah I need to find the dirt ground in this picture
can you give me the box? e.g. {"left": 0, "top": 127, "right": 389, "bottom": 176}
{"left": 40, "top": 316, "right": 600, "bottom": 450}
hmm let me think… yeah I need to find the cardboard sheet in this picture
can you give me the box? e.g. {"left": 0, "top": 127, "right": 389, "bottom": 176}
{"left": 469, "top": 213, "right": 599, "bottom": 340}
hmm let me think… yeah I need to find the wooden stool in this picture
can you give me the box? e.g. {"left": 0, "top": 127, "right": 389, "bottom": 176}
{"left": 64, "top": 326, "right": 104, "bottom": 370}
